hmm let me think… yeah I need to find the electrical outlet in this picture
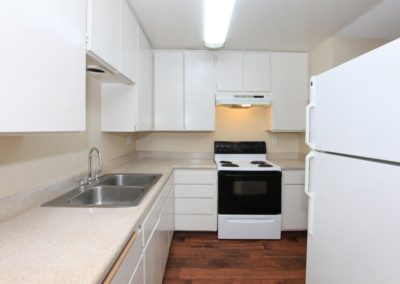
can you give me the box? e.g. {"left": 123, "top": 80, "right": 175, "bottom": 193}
{"left": 126, "top": 135, "right": 132, "bottom": 145}
{"left": 271, "top": 135, "right": 278, "bottom": 144}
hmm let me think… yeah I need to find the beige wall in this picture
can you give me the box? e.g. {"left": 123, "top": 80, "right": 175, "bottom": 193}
{"left": 136, "top": 106, "right": 303, "bottom": 154}
{"left": 310, "top": 36, "right": 389, "bottom": 76}
{"left": 0, "top": 78, "right": 136, "bottom": 199}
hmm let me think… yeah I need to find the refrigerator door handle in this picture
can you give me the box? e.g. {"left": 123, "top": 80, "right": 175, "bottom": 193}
{"left": 306, "top": 78, "right": 316, "bottom": 148}
{"left": 305, "top": 151, "right": 316, "bottom": 235}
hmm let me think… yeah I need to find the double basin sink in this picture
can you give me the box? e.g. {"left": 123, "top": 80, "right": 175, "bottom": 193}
{"left": 42, "top": 174, "right": 162, "bottom": 208}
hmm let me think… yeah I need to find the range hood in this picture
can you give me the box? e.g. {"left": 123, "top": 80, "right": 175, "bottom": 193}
{"left": 216, "top": 93, "right": 271, "bottom": 107}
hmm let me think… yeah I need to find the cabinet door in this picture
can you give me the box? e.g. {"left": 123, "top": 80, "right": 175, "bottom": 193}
{"left": 282, "top": 184, "right": 308, "bottom": 230}
{"left": 243, "top": 53, "right": 271, "bottom": 91}
{"left": 0, "top": 0, "right": 85, "bottom": 132}
{"left": 87, "top": 0, "right": 121, "bottom": 70}
{"left": 101, "top": 84, "right": 136, "bottom": 132}
{"left": 136, "top": 28, "right": 153, "bottom": 131}
{"left": 154, "top": 51, "right": 184, "bottom": 130}
{"left": 184, "top": 51, "right": 215, "bottom": 131}
{"left": 120, "top": 0, "right": 138, "bottom": 82}
{"left": 129, "top": 256, "right": 144, "bottom": 284}
{"left": 268, "top": 53, "right": 308, "bottom": 131}
{"left": 216, "top": 52, "right": 243, "bottom": 91}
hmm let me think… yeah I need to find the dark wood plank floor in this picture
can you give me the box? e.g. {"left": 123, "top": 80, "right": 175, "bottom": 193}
{"left": 163, "top": 231, "right": 307, "bottom": 284}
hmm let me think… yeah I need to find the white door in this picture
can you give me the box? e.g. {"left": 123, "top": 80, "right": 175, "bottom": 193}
{"left": 305, "top": 151, "right": 400, "bottom": 284}
{"left": 136, "top": 28, "right": 153, "bottom": 131}
{"left": 184, "top": 51, "right": 215, "bottom": 131}
{"left": 120, "top": 0, "right": 138, "bottom": 82}
{"left": 0, "top": 0, "right": 86, "bottom": 132}
{"left": 87, "top": 0, "right": 121, "bottom": 70}
{"left": 307, "top": 39, "right": 400, "bottom": 162}
{"left": 216, "top": 52, "right": 243, "bottom": 91}
{"left": 154, "top": 51, "right": 184, "bottom": 130}
{"left": 243, "top": 53, "right": 271, "bottom": 91}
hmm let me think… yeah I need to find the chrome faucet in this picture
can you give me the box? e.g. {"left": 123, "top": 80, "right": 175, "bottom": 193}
{"left": 87, "top": 147, "right": 103, "bottom": 184}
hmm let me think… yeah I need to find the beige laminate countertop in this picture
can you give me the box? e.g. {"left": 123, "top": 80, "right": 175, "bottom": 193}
{"left": 0, "top": 158, "right": 216, "bottom": 284}
{"left": 270, "top": 158, "right": 305, "bottom": 170}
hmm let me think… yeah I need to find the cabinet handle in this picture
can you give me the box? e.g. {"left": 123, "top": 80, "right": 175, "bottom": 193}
{"left": 306, "top": 78, "right": 316, "bottom": 148}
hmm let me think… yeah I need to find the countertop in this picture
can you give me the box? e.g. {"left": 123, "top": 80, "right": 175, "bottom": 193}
{"left": 0, "top": 158, "right": 216, "bottom": 284}
{"left": 270, "top": 158, "right": 305, "bottom": 170}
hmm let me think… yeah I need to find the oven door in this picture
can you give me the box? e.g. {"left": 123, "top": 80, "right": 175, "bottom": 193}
{"left": 218, "top": 170, "right": 281, "bottom": 215}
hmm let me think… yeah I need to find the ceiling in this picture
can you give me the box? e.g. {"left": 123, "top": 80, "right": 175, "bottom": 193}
{"left": 337, "top": 0, "right": 400, "bottom": 40}
{"left": 128, "top": 0, "right": 384, "bottom": 51}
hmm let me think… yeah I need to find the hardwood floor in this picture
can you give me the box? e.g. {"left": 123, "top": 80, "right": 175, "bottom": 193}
{"left": 163, "top": 231, "right": 307, "bottom": 284}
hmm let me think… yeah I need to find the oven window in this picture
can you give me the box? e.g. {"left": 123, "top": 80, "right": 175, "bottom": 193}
{"left": 233, "top": 181, "right": 267, "bottom": 196}
{"left": 218, "top": 171, "right": 281, "bottom": 215}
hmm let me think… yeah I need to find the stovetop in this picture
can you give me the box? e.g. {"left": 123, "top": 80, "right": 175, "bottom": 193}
{"left": 214, "top": 141, "right": 281, "bottom": 172}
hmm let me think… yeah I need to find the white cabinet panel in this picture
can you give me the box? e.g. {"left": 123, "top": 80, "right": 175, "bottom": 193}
{"left": 184, "top": 51, "right": 215, "bottom": 130}
{"left": 120, "top": 0, "right": 138, "bottom": 82}
{"left": 175, "top": 215, "right": 216, "bottom": 231}
{"left": 0, "top": 0, "right": 85, "bottom": 132}
{"left": 110, "top": 230, "right": 143, "bottom": 284}
{"left": 282, "top": 170, "right": 307, "bottom": 231}
{"left": 102, "top": 84, "right": 137, "bottom": 132}
{"left": 282, "top": 184, "right": 308, "bottom": 230}
{"left": 175, "top": 198, "right": 214, "bottom": 214}
{"left": 87, "top": 0, "right": 121, "bottom": 70}
{"left": 154, "top": 51, "right": 184, "bottom": 130}
{"left": 175, "top": 184, "right": 215, "bottom": 198}
{"left": 129, "top": 256, "right": 144, "bottom": 284}
{"left": 267, "top": 52, "right": 308, "bottom": 132}
{"left": 216, "top": 52, "right": 243, "bottom": 91}
{"left": 243, "top": 53, "right": 271, "bottom": 91}
{"left": 174, "top": 169, "right": 216, "bottom": 184}
{"left": 136, "top": 28, "right": 153, "bottom": 131}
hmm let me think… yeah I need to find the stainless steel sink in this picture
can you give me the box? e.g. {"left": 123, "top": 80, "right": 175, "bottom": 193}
{"left": 98, "top": 174, "right": 161, "bottom": 187}
{"left": 42, "top": 173, "right": 162, "bottom": 208}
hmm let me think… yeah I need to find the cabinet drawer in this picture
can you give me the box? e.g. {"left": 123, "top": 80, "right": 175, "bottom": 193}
{"left": 175, "top": 214, "right": 216, "bottom": 231}
{"left": 175, "top": 184, "right": 215, "bottom": 198}
{"left": 104, "top": 230, "right": 142, "bottom": 284}
{"left": 174, "top": 169, "right": 215, "bottom": 184}
{"left": 175, "top": 198, "right": 214, "bottom": 214}
{"left": 142, "top": 187, "right": 168, "bottom": 247}
{"left": 283, "top": 170, "right": 305, "bottom": 185}
{"left": 129, "top": 255, "right": 144, "bottom": 284}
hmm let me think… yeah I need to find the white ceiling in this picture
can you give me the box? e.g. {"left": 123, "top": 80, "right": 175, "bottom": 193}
{"left": 337, "top": 0, "right": 400, "bottom": 40}
{"left": 129, "top": 0, "right": 384, "bottom": 51}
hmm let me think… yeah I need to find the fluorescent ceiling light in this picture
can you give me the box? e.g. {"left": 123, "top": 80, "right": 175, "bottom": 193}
{"left": 204, "top": 0, "right": 236, "bottom": 48}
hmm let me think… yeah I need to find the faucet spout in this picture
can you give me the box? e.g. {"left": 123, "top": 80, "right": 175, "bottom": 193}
{"left": 88, "top": 147, "right": 103, "bottom": 184}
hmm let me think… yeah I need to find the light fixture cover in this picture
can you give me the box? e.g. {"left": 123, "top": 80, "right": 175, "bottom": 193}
{"left": 204, "top": 0, "right": 236, "bottom": 48}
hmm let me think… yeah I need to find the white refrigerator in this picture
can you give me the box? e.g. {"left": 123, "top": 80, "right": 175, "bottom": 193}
{"left": 305, "top": 38, "right": 400, "bottom": 284}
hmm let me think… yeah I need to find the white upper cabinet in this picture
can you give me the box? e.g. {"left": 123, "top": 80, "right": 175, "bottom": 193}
{"left": 120, "top": 0, "right": 138, "bottom": 82}
{"left": 87, "top": 0, "right": 138, "bottom": 84}
{"left": 216, "top": 52, "right": 271, "bottom": 92}
{"left": 184, "top": 51, "right": 215, "bottom": 131}
{"left": 0, "top": 0, "right": 86, "bottom": 132}
{"left": 136, "top": 28, "right": 153, "bottom": 131}
{"left": 101, "top": 26, "right": 153, "bottom": 133}
{"left": 154, "top": 51, "right": 184, "bottom": 131}
{"left": 216, "top": 53, "right": 243, "bottom": 91}
{"left": 87, "top": 0, "right": 121, "bottom": 70}
{"left": 243, "top": 53, "right": 271, "bottom": 91}
{"left": 267, "top": 52, "right": 309, "bottom": 132}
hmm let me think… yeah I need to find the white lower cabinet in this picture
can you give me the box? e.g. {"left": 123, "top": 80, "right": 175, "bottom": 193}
{"left": 143, "top": 176, "right": 174, "bottom": 284}
{"left": 173, "top": 169, "right": 217, "bottom": 231}
{"left": 104, "top": 176, "right": 174, "bottom": 284}
{"left": 282, "top": 170, "right": 308, "bottom": 230}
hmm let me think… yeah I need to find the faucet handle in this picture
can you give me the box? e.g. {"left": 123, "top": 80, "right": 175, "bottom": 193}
{"left": 78, "top": 177, "right": 87, "bottom": 191}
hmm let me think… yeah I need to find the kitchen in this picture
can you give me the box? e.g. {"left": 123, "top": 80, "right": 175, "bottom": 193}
{"left": 1, "top": 0, "right": 399, "bottom": 283}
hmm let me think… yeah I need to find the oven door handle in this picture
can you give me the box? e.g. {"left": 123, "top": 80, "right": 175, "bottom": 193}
{"left": 221, "top": 174, "right": 279, "bottom": 178}
{"left": 226, "top": 218, "right": 276, "bottom": 224}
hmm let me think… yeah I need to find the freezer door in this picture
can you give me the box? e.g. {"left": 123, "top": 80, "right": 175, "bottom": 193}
{"left": 305, "top": 151, "right": 400, "bottom": 284}
{"left": 306, "top": 38, "right": 400, "bottom": 163}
